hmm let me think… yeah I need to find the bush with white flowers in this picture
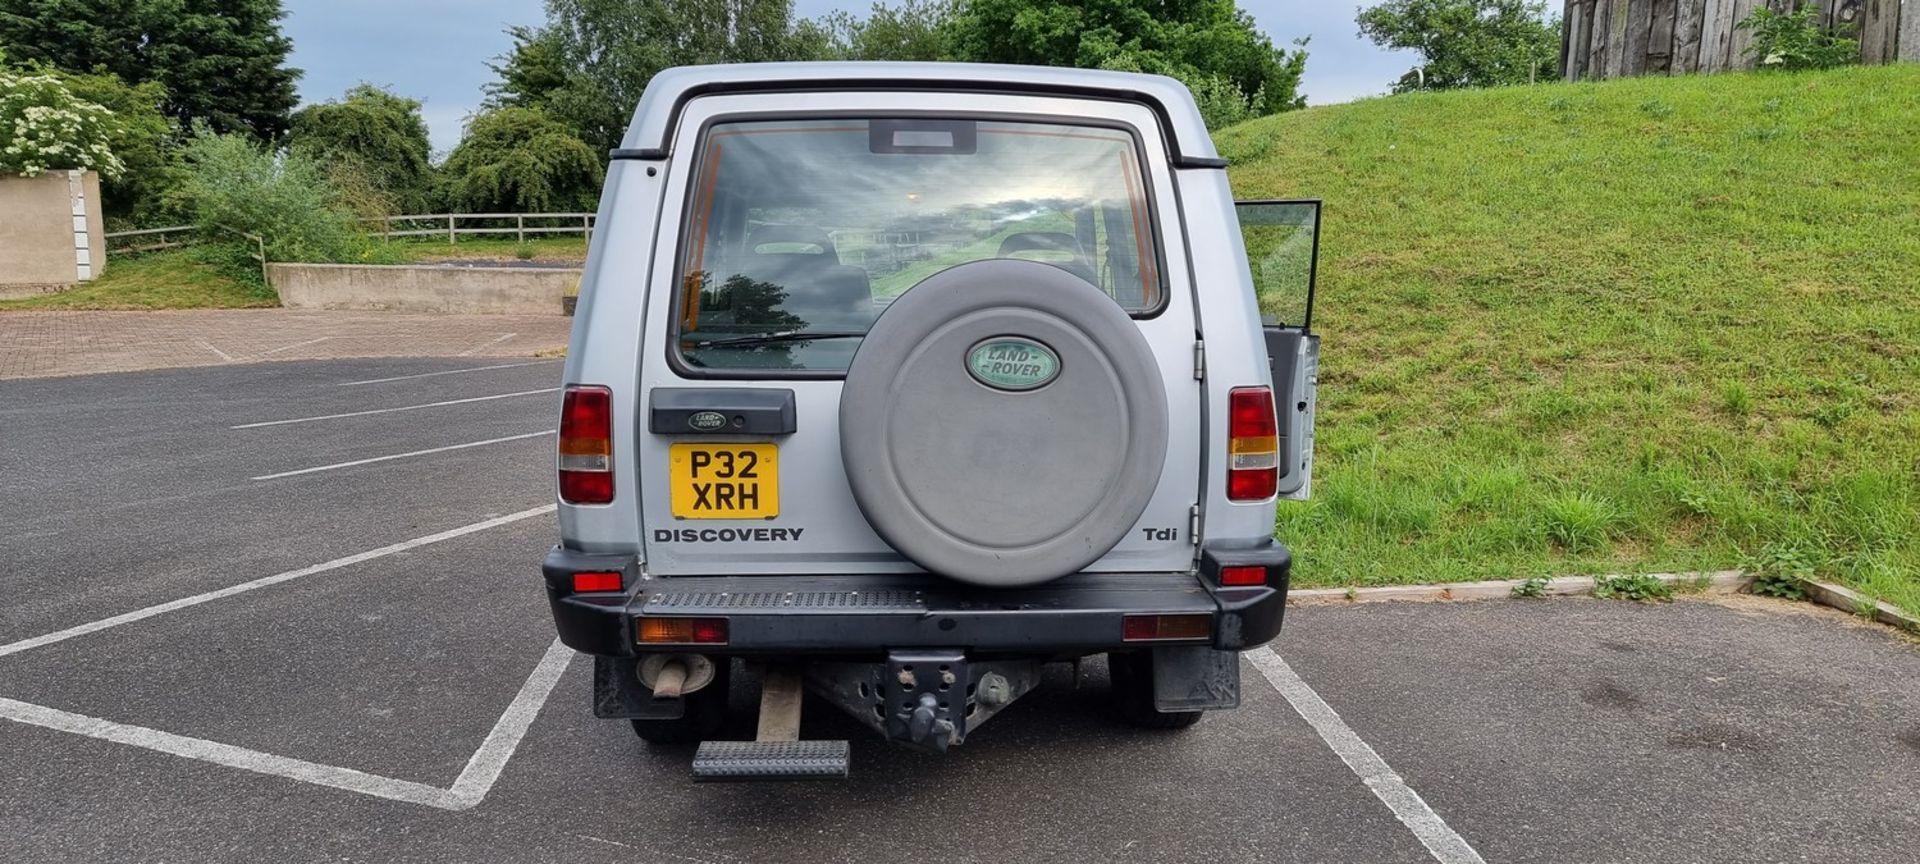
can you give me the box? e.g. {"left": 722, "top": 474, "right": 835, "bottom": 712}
{"left": 1, "top": 67, "right": 125, "bottom": 179}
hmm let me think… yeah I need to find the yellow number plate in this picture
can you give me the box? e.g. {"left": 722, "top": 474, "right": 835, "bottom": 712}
{"left": 669, "top": 443, "right": 778, "bottom": 519}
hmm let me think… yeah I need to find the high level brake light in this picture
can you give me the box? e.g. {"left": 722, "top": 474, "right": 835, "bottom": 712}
{"left": 559, "top": 385, "right": 614, "bottom": 504}
{"left": 1227, "top": 387, "right": 1279, "bottom": 501}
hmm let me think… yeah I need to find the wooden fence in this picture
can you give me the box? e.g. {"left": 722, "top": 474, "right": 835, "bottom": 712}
{"left": 1561, "top": 0, "right": 1919, "bottom": 80}
{"left": 365, "top": 213, "right": 597, "bottom": 244}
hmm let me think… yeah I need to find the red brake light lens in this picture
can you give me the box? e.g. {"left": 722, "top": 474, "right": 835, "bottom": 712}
{"left": 559, "top": 385, "right": 614, "bottom": 504}
{"left": 571, "top": 571, "right": 623, "bottom": 593}
{"left": 1219, "top": 565, "right": 1266, "bottom": 587}
{"left": 1227, "top": 386, "right": 1279, "bottom": 501}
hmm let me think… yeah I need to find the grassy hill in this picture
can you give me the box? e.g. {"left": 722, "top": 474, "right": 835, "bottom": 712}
{"left": 1217, "top": 65, "right": 1920, "bottom": 614}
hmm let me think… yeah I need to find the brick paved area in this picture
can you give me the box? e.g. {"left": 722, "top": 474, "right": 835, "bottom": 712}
{"left": 0, "top": 310, "right": 571, "bottom": 379}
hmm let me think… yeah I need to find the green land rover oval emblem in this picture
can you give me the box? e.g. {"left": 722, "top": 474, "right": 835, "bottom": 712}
{"left": 688, "top": 411, "right": 727, "bottom": 431}
{"left": 966, "top": 337, "right": 1061, "bottom": 391}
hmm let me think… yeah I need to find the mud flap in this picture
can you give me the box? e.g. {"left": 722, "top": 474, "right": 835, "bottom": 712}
{"left": 593, "top": 655, "right": 686, "bottom": 720}
{"left": 1151, "top": 646, "right": 1241, "bottom": 712}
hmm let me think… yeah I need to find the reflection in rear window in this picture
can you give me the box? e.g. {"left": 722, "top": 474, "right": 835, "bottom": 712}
{"left": 674, "top": 118, "right": 1161, "bottom": 373}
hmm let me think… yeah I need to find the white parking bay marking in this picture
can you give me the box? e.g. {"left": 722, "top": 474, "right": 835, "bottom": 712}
{"left": 337, "top": 360, "right": 559, "bottom": 387}
{"left": 232, "top": 388, "right": 559, "bottom": 429}
{"left": 1248, "top": 647, "right": 1488, "bottom": 864}
{"left": 458, "top": 332, "right": 519, "bottom": 356}
{"left": 0, "top": 638, "right": 574, "bottom": 811}
{"left": 250, "top": 430, "right": 556, "bottom": 480}
{"left": 445, "top": 637, "right": 574, "bottom": 807}
{"left": 0, "top": 505, "right": 556, "bottom": 659}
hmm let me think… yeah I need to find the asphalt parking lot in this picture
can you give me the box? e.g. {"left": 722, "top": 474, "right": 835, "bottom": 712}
{"left": 2, "top": 358, "right": 1916, "bottom": 864}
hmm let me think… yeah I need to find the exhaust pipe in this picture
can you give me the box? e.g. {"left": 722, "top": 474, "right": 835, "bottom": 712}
{"left": 638, "top": 654, "right": 717, "bottom": 698}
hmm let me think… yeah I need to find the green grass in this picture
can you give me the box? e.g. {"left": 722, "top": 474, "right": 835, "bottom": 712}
{"left": 1217, "top": 65, "right": 1920, "bottom": 615}
{"left": 0, "top": 247, "right": 275, "bottom": 310}
{"left": 372, "top": 235, "right": 588, "bottom": 264}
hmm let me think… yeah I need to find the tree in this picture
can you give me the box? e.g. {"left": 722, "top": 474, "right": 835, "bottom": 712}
{"left": 290, "top": 85, "right": 435, "bottom": 214}
{"left": 0, "top": 0, "right": 301, "bottom": 139}
{"left": 440, "top": 106, "right": 604, "bottom": 214}
{"left": 53, "top": 67, "right": 181, "bottom": 224}
{"left": 818, "top": 0, "right": 952, "bottom": 61}
{"left": 484, "top": 25, "right": 571, "bottom": 111}
{"left": 174, "top": 131, "right": 358, "bottom": 262}
{"left": 1357, "top": 0, "right": 1560, "bottom": 93}
{"left": 943, "top": 0, "right": 1306, "bottom": 124}
{"left": 0, "top": 62, "right": 125, "bottom": 178}
{"left": 536, "top": 0, "right": 833, "bottom": 151}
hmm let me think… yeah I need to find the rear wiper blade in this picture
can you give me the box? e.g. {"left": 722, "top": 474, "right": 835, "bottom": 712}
{"left": 690, "top": 330, "right": 866, "bottom": 348}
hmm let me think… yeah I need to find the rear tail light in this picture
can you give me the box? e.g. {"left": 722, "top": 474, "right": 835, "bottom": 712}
{"left": 1122, "top": 614, "right": 1212, "bottom": 642}
{"left": 559, "top": 385, "right": 613, "bottom": 504}
{"left": 1227, "top": 386, "right": 1278, "bottom": 501}
{"left": 570, "top": 571, "right": 623, "bottom": 593}
{"left": 638, "top": 617, "right": 729, "bottom": 645}
{"left": 1218, "top": 565, "right": 1267, "bottom": 587}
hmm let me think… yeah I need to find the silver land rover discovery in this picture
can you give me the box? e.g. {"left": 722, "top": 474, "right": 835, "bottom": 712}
{"left": 542, "top": 62, "right": 1322, "bottom": 780}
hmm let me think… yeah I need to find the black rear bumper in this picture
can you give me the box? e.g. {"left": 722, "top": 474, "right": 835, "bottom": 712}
{"left": 543, "top": 541, "right": 1290, "bottom": 657}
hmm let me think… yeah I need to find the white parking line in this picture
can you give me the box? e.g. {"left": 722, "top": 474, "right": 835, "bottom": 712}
{"left": 250, "top": 430, "right": 556, "bottom": 480}
{"left": 195, "top": 339, "right": 235, "bottom": 362}
{"left": 232, "top": 388, "right": 559, "bottom": 429}
{"left": 338, "top": 360, "right": 560, "bottom": 387}
{"left": 458, "top": 333, "right": 519, "bottom": 356}
{"left": 445, "top": 638, "right": 575, "bottom": 807}
{"left": 1248, "top": 647, "right": 1487, "bottom": 864}
{"left": 0, "top": 505, "right": 556, "bottom": 659}
{"left": 0, "top": 638, "right": 574, "bottom": 811}
{"left": 257, "top": 336, "right": 332, "bottom": 357}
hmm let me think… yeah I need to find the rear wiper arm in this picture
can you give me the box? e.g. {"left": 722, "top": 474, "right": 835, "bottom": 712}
{"left": 690, "top": 330, "right": 866, "bottom": 348}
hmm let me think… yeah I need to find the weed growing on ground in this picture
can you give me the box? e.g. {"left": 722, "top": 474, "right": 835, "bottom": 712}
{"left": 1511, "top": 575, "right": 1551, "bottom": 598}
{"left": 1593, "top": 574, "right": 1676, "bottom": 602}
{"left": 1747, "top": 544, "right": 1814, "bottom": 600}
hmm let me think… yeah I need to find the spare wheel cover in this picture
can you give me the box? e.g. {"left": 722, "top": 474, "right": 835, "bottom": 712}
{"left": 839, "top": 259, "right": 1169, "bottom": 587}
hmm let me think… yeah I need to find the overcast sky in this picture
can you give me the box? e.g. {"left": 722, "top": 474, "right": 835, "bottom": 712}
{"left": 283, "top": 1, "right": 1418, "bottom": 154}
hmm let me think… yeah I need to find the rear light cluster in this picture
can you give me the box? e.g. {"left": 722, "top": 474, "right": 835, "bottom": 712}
{"left": 638, "top": 617, "right": 729, "bottom": 645}
{"left": 1227, "top": 386, "right": 1279, "bottom": 501}
{"left": 559, "top": 385, "right": 614, "bottom": 504}
{"left": 1122, "top": 614, "right": 1212, "bottom": 642}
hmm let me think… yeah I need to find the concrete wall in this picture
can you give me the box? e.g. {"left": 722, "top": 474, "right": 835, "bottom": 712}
{"left": 0, "top": 171, "right": 105, "bottom": 298}
{"left": 268, "top": 263, "right": 580, "bottom": 315}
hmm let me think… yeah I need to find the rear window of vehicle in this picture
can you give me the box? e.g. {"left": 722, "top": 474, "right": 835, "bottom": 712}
{"left": 672, "top": 117, "right": 1163, "bottom": 374}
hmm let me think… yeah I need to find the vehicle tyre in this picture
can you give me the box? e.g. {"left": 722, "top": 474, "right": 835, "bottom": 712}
{"left": 1107, "top": 651, "right": 1203, "bottom": 729}
{"left": 629, "top": 661, "right": 732, "bottom": 745}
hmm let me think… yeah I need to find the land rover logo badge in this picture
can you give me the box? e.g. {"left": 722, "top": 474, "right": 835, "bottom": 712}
{"left": 966, "top": 337, "right": 1060, "bottom": 391}
{"left": 687, "top": 411, "right": 727, "bottom": 431}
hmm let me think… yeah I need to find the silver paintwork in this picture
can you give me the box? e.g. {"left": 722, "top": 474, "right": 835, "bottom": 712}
{"left": 560, "top": 63, "right": 1299, "bottom": 575}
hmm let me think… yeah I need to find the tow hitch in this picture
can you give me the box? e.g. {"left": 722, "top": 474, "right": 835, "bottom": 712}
{"left": 809, "top": 651, "right": 1042, "bottom": 754}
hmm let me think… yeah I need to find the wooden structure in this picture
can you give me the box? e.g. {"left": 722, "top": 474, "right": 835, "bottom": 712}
{"left": 1560, "top": 0, "right": 1920, "bottom": 80}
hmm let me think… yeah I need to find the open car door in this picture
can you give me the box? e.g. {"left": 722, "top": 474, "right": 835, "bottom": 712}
{"left": 1236, "top": 200, "right": 1321, "bottom": 500}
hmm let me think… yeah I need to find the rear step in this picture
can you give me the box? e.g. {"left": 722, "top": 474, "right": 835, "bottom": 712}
{"left": 692, "top": 740, "right": 850, "bottom": 781}
{"left": 691, "top": 666, "right": 850, "bottom": 782}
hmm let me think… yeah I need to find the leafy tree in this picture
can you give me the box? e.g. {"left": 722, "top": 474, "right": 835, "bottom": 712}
{"left": 943, "top": 0, "right": 1306, "bottom": 122}
{"left": 0, "top": 0, "right": 301, "bottom": 139}
{"left": 54, "top": 67, "right": 181, "bottom": 224}
{"left": 290, "top": 85, "right": 435, "bottom": 214}
{"left": 484, "top": 25, "right": 571, "bottom": 111}
{"left": 0, "top": 62, "right": 125, "bottom": 177}
{"left": 439, "top": 106, "right": 604, "bottom": 213}
{"left": 818, "top": 0, "right": 952, "bottom": 61}
{"left": 538, "top": 0, "right": 833, "bottom": 151}
{"left": 174, "top": 131, "right": 358, "bottom": 262}
{"left": 1356, "top": 0, "right": 1559, "bottom": 93}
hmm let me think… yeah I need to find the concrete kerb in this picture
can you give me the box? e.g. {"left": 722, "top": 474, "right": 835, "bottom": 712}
{"left": 1289, "top": 570, "right": 1920, "bottom": 634}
